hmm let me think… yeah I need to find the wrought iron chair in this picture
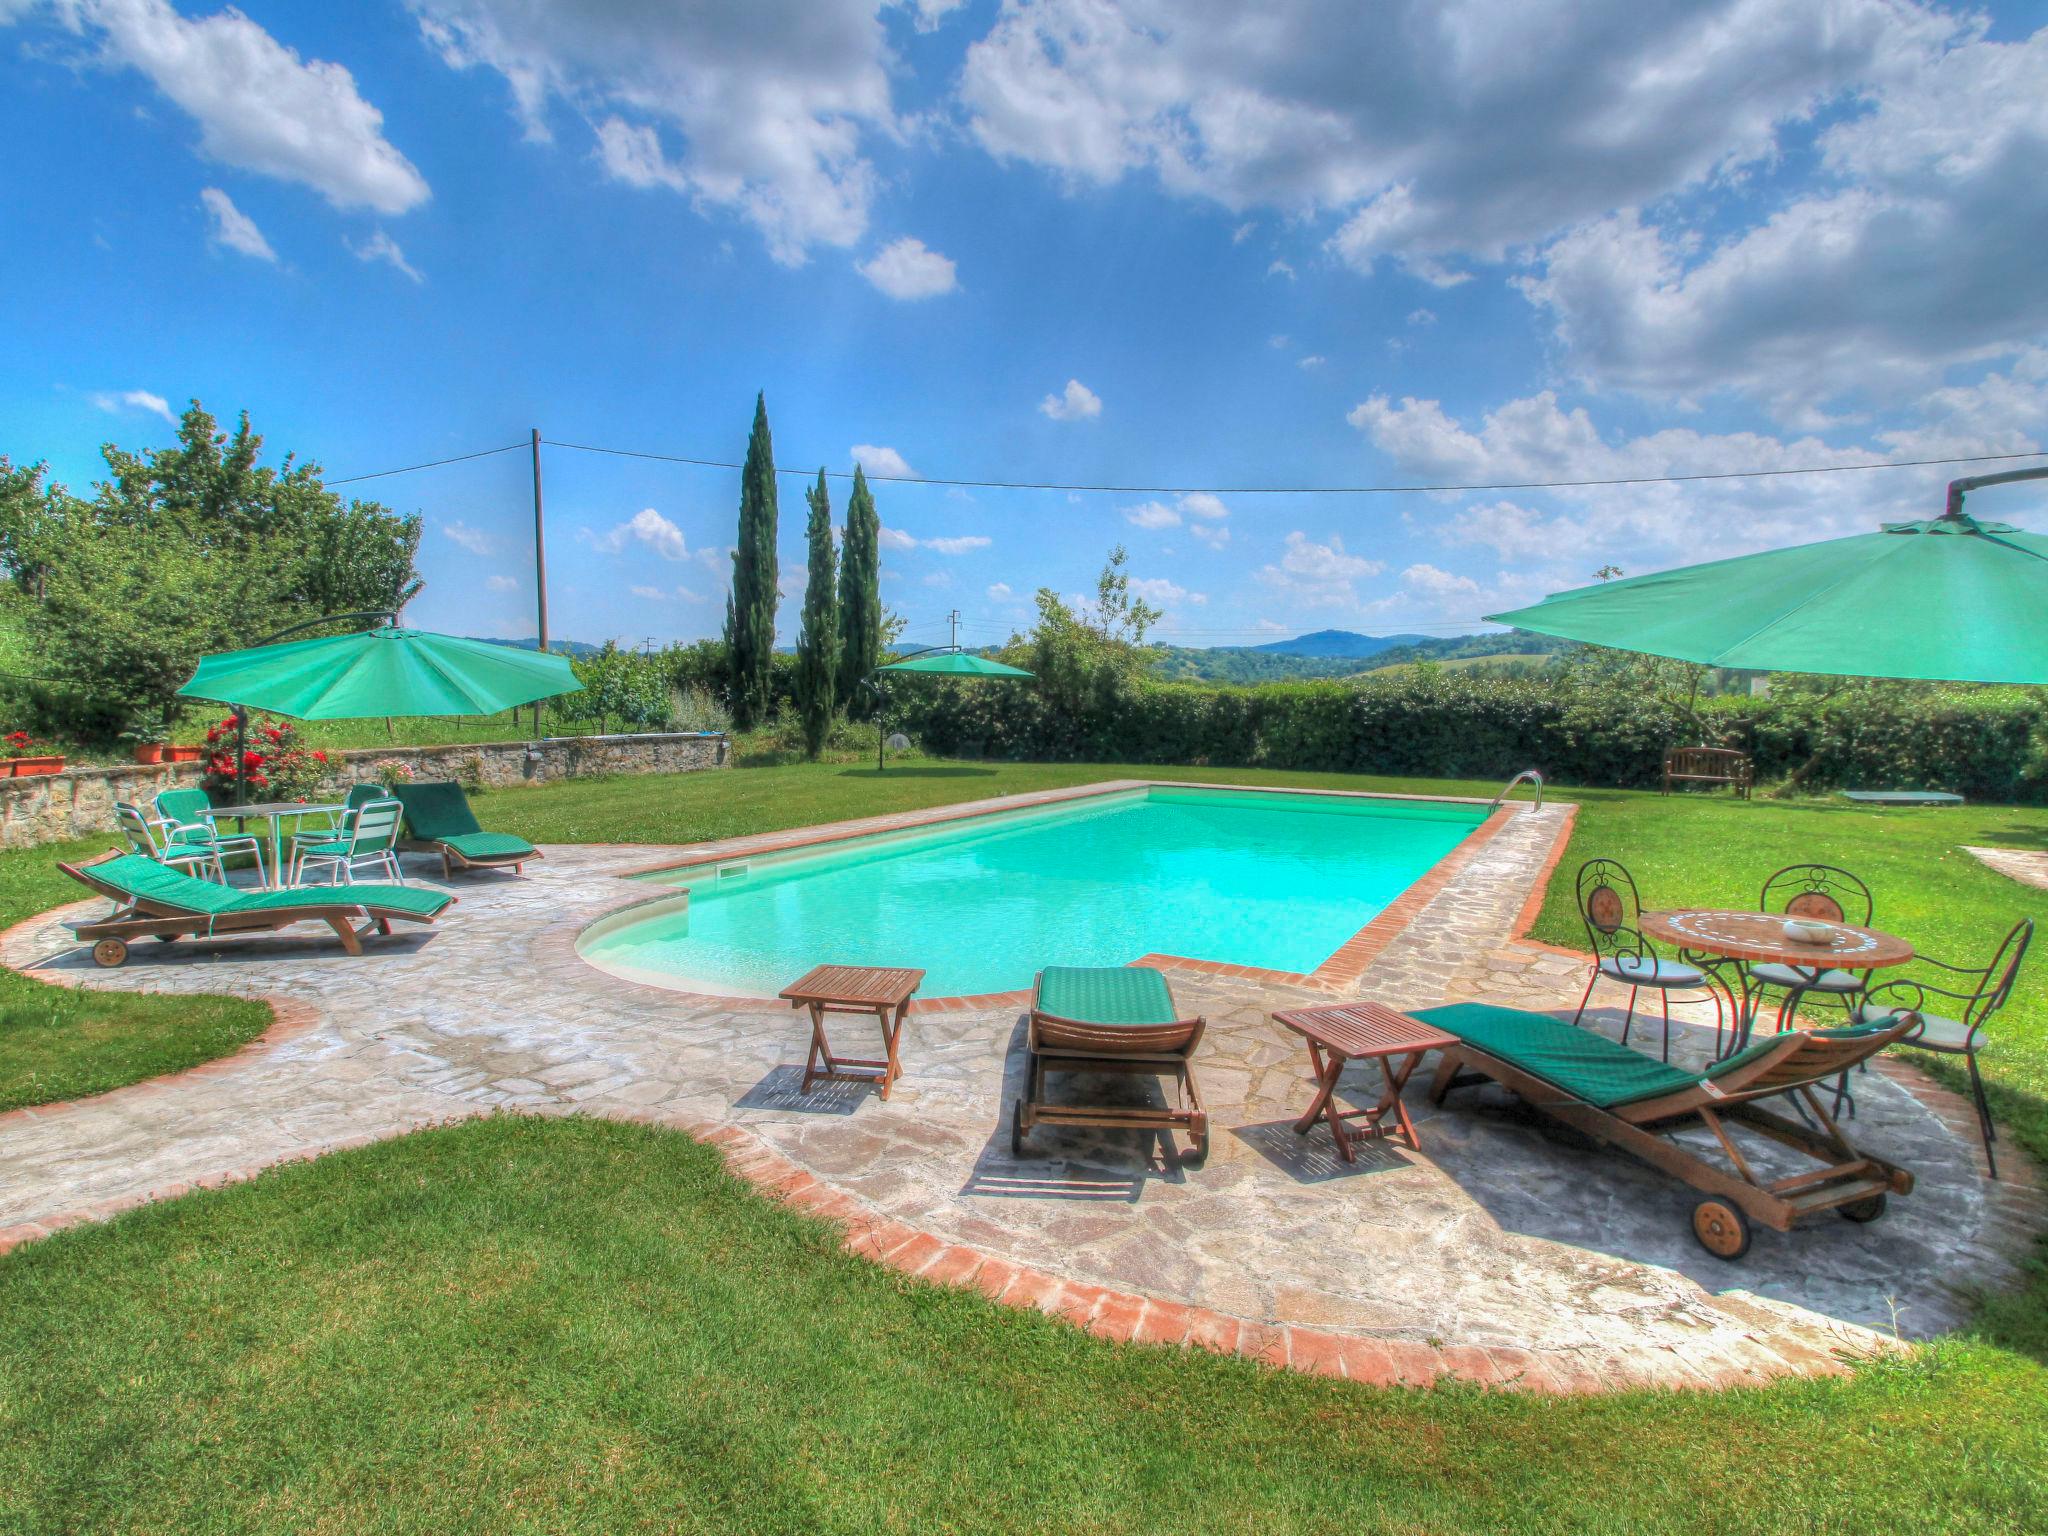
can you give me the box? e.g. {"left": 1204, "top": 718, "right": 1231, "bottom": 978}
{"left": 1750, "top": 864, "right": 1874, "bottom": 1024}
{"left": 1851, "top": 917, "right": 2031, "bottom": 1179}
{"left": 1571, "top": 858, "right": 1721, "bottom": 1061}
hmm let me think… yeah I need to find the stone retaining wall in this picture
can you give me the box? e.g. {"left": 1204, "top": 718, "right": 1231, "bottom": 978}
{"left": 0, "top": 732, "right": 729, "bottom": 850}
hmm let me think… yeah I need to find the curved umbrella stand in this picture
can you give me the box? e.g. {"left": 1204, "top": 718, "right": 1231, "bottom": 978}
{"left": 866, "top": 647, "right": 1034, "bottom": 771}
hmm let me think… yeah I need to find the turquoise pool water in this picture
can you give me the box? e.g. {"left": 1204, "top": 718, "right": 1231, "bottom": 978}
{"left": 581, "top": 787, "right": 1487, "bottom": 999}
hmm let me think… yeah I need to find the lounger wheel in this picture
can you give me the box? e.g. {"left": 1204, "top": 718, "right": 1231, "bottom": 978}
{"left": 1836, "top": 1193, "right": 1887, "bottom": 1223}
{"left": 91, "top": 938, "right": 130, "bottom": 968}
{"left": 1691, "top": 1198, "right": 1751, "bottom": 1261}
{"left": 1179, "top": 1127, "right": 1209, "bottom": 1167}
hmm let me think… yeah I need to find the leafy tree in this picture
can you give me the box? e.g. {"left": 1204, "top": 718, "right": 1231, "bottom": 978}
{"left": 723, "top": 393, "right": 779, "bottom": 731}
{"left": 835, "top": 463, "right": 882, "bottom": 716}
{"left": 0, "top": 459, "right": 73, "bottom": 598}
{"left": 11, "top": 402, "right": 424, "bottom": 739}
{"left": 793, "top": 469, "right": 840, "bottom": 759}
{"left": 1003, "top": 547, "right": 1162, "bottom": 718}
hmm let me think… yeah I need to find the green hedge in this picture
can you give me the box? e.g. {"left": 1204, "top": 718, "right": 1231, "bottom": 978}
{"left": 885, "top": 672, "right": 2048, "bottom": 799}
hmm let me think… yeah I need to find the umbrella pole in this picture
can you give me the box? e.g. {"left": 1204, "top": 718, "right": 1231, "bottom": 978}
{"left": 232, "top": 706, "right": 248, "bottom": 808}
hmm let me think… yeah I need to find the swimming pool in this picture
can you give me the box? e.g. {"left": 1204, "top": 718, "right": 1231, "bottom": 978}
{"left": 579, "top": 786, "right": 1489, "bottom": 1000}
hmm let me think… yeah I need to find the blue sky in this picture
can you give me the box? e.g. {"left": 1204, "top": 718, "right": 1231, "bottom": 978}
{"left": 4, "top": 0, "right": 2046, "bottom": 651}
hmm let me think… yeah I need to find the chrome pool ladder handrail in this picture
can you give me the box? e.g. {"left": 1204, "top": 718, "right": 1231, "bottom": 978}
{"left": 1492, "top": 769, "right": 1544, "bottom": 810}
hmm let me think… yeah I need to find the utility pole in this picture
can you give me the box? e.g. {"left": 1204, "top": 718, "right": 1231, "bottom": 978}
{"left": 948, "top": 608, "right": 961, "bottom": 650}
{"left": 530, "top": 426, "right": 549, "bottom": 738}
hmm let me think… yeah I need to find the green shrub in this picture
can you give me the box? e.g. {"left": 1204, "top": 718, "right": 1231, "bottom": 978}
{"left": 889, "top": 671, "right": 2048, "bottom": 798}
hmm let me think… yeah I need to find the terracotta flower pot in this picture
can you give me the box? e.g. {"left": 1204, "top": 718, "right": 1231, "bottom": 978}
{"left": 8, "top": 756, "right": 64, "bottom": 777}
{"left": 166, "top": 745, "right": 204, "bottom": 763}
{"left": 132, "top": 744, "right": 168, "bottom": 765}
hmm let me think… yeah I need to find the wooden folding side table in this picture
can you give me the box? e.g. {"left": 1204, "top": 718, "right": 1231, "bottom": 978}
{"left": 1271, "top": 1001, "right": 1458, "bottom": 1160}
{"left": 778, "top": 964, "right": 926, "bottom": 1101}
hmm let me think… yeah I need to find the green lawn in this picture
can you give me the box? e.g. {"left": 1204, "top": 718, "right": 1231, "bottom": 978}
{"left": 2, "top": 1113, "right": 2043, "bottom": 1535}
{"left": 2, "top": 762, "right": 2045, "bottom": 1530}
{"left": 0, "top": 835, "right": 273, "bottom": 1113}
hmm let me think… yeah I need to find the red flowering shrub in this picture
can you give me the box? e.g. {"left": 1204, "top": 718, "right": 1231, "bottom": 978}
{"left": 202, "top": 714, "right": 329, "bottom": 800}
{"left": 2, "top": 730, "right": 51, "bottom": 760}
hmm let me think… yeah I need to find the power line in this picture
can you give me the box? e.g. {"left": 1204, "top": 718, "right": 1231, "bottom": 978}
{"left": 541, "top": 437, "right": 2048, "bottom": 497}
{"left": 327, "top": 441, "right": 527, "bottom": 486}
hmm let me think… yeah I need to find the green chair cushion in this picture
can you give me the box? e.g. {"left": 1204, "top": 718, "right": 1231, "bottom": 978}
{"left": 1412, "top": 1002, "right": 1791, "bottom": 1109}
{"left": 1034, "top": 965, "right": 1177, "bottom": 1026}
{"left": 391, "top": 781, "right": 484, "bottom": 841}
{"left": 439, "top": 831, "right": 536, "bottom": 860}
{"left": 294, "top": 839, "right": 352, "bottom": 858}
{"left": 75, "top": 855, "right": 451, "bottom": 920}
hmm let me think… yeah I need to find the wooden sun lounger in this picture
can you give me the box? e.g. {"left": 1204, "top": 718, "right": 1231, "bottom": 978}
{"left": 59, "top": 850, "right": 455, "bottom": 967}
{"left": 1416, "top": 1002, "right": 1918, "bottom": 1258}
{"left": 1013, "top": 966, "right": 1209, "bottom": 1165}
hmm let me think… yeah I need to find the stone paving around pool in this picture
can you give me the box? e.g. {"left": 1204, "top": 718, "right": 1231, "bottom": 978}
{"left": 2, "top": 788, "right": 2042, "bottom": 1394}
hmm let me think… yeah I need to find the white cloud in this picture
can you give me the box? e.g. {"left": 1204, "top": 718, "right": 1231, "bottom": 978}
{"left": 1255, "top": 531, "right": 1386, "bottom": 609}
{"left": 986, "top": 580, "right": 1013, "bottom": 599}
{"left": 921, "top": 569, "right": 954, "bottom": 587}
{"left": 1266, "top": 259, "right": 1295, "bottom": 281}
{"left": 1355, "top": 373, "right": 2048, "bottom": 576}
{"left": 1128, "top": 575, "right": 1204, "bottom": 606}
{"left": 1190, "top": 523, "right": 1230, "bottom": 549}
{"left": 1268, "top": 334, "right": 1291, "bottom": 350}
{"left": 348, "top": 228, "right": 423, "bottom": 283}
{"left": 198, "top": 187, "right": 274, "bottom": 261}
{"left": 442, "top": 520, "right": 494, "bottom": 556}
{"left": 629, "top": 584, "right": 669, "bottom": 601}
{"left": 1518, "top": 26, "right": 2048, "bottom": 410}
{"left": 1407, "top": 308, "right": 1436, "bottom": 327}
{"left": 1401, "top": 562, "right": 1478, "bottom": 596}
{"left": 959, "top": 0, "right": 1943, "bottom": 281}
{"left": 486, "top": 573, "right": 517, "bottom": 592}
{"left": 58, "top": 0, "right": 428, "bottom": 213}
{"left": 410, "top": 0, "right": 893, "bottom": 263}
{"left": 908, "top": 0, "right": 968, "bottom": 33}
{"left": 851, "top": 444, "right": 917, "bottom": 479}
{"left": 879, "top": 525, "right": 991, "bottom": 554}
{"left": 1038, "top": 378, "right": 1102, "bottom": 421}
{"left": 856, "top": 236, "right": 958, "bottom": 299}
{"left": 1298, "top": 355, "right": 1326, "bottom": 369}
{"left": 1126, "top": 491, "right": 1228, "bottom": 533}
{"left": 1232, "top": 220, "right": 1256, "bottom": 243}
{"left": 595, "top": 507, "right": 689, "bottom": 561}
{"left": 87, "top": 388, "right": 174, "bottom": 423}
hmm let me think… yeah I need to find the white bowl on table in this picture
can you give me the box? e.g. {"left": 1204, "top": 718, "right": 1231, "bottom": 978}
{"left": 1782, "top": 918, "right": 1836, "bottom": 946}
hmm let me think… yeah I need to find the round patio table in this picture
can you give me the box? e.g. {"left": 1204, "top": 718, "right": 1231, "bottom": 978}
{"left": 1639, "top": 909, "right": 1914, "bottom": 1055}
{"left": 218, "top": 800, "right": 349, "bottom": 889}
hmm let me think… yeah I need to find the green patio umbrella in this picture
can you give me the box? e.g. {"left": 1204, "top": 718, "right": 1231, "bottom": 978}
{"left": 869, "top": 647, "right": 1033, "bottom": 769}
{"left": 1485, "top": 469, "right": 2048, "bottom": 684}
{"left": 180, "top": 623, "right": 582, "bottom": 718}
{"left": 877, "top": 651, "right": 1034, "bottom": 680}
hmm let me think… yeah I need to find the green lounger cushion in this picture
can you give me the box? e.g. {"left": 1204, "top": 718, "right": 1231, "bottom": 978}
{"left": 1413, "top": 1003, "right": 1786, "bottom": 1109}
{"left": 80, "top": 854, "right": 452, "bottom": 921}
{"left": 391, "top": 782, "right": 536, "bottom": 859}
{"left": 1035, "top": 965, "right": 1178, "bottom": 1025}
{"left": 437, "top": 831, "right": 536, "bottom": 861}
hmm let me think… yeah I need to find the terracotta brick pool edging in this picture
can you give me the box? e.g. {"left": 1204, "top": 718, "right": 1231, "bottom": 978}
{"left": 677, "top": 1116, "right": 1878, "bottom": 1394}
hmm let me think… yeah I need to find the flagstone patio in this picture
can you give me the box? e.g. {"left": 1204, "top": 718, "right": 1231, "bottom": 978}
{"left": 2, "top": 791, "right": 2040, "bottom": 1392}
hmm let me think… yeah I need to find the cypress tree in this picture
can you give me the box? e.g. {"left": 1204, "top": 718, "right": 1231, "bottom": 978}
{"left": 836, "top": 463, "right": 882, "bottom": 717}
{"left": 793, "top": 468, "right": 839, "bottom": 759}
{"left": 724, "top": 393, "right": 779, "bottom": 731}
